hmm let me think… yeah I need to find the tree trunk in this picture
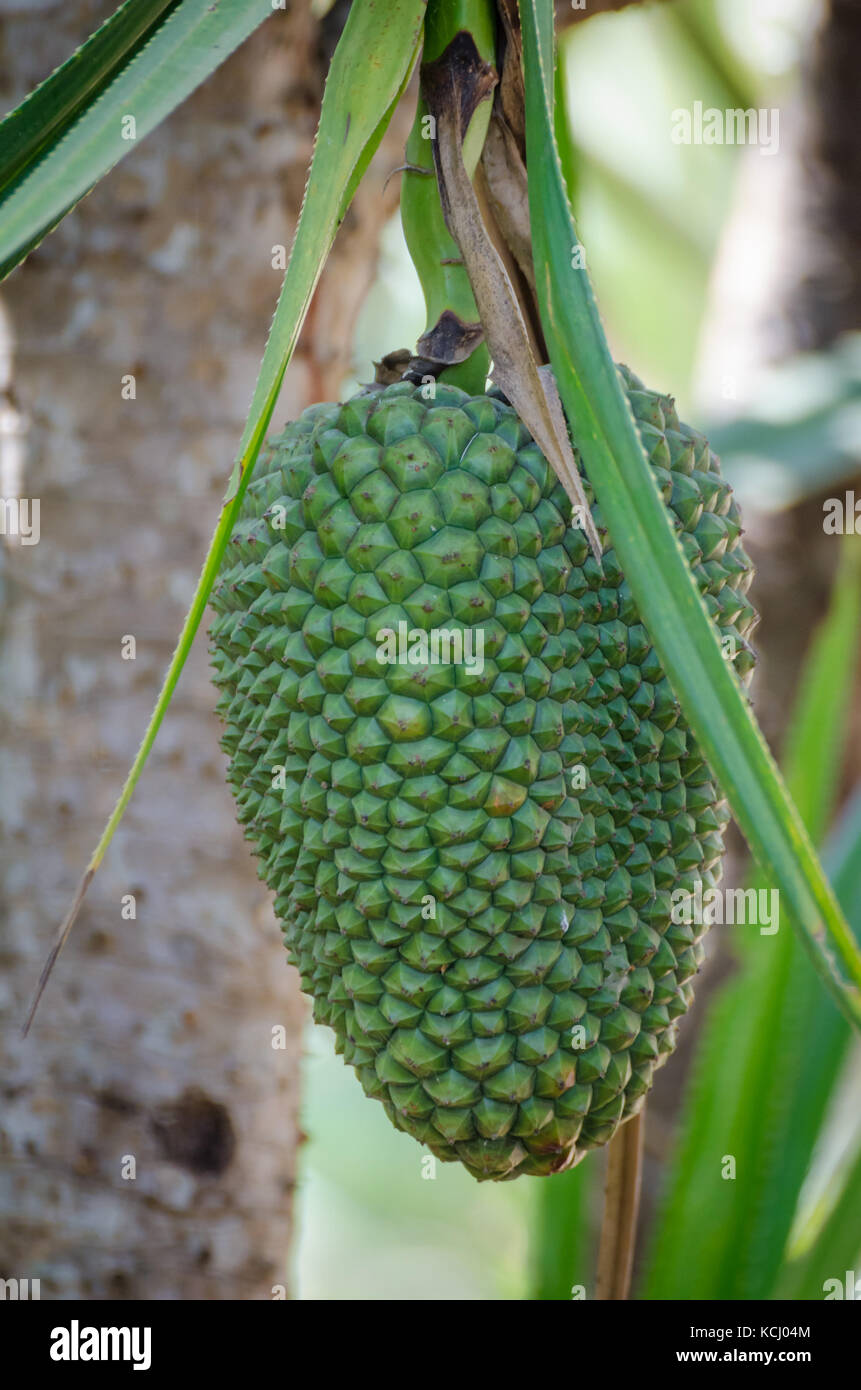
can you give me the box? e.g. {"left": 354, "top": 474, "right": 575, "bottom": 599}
{"left": 0, "top": 0, "right": 405, "bottom": 1300}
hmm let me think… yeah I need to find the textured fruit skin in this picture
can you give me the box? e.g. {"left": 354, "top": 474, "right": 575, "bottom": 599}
{"left": 210, "top": 367, "right": 757, "bottom": 1180}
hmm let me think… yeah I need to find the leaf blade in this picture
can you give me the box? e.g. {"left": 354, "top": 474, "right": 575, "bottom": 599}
{"left": 642, "top": 537, "right": 861, "bottom": 1299}
{"left": 519, "top": 0, "right": 861, "bottom": 1029}
{"left": 0, "top": 0, "right": 276, "bottom": 280}
{"left": 0, "top": 0, "right": 177, "bottom": 197}
{"left": 778, "top": 786, "right": 861, "bottom": 1298}
{"left": 529, "top": 1161, "right": 595, "bottom": 1300}
{"left": 232, "top": 0, "right": 426, "bottom": 474}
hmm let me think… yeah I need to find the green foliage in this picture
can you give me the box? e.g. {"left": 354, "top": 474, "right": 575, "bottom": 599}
{"left": 779, "top": 790, "right": 861, "bottom": 1298}
{"left": 552, "top": 55, "right": 578, "bottom": 212}
{"left": 398, "top": 0, "right": 495, "bottom": 394}
{"left": 642, "top": 538, "right": 861, "bottom": 1298}
{"left": 519, "top": 0, "right": 861, "bottom": 1031}
{"left": 0, "top": 0, "right": 173, "bottom": 197}
{"left": 0, "top": 0, "right": 275, "bottom": 280}
{"left": 229, "top": 0, "right": 427, "bottom": 486}
{"left": 529, "top": 1162, "right": 594, "bottom": 1300}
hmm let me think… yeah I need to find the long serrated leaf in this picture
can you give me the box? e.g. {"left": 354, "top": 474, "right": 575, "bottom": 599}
{"left": 778, "top": 786, "right": 861, "bottom": 1299}
{"left": 0, "top": 0, "right": 176, "bottom": 197}
{"left": 230, "top": 0, "right": 426, "bottom": 488}
{"left": 642, "top": 537, "right": 861, "bottom": 1299}
{"left": 24, "top": 0, "right": 427, "bottom": 1031}
{"left": 0, "top": 0, "right": 278, "bottom": 280}
{"left": 780, "top": 542, "right": 861, "bottom": 847}
{"left": 519, "top": 0, "right": 861, "bottom": 1029}
{"left": 552, "top": 40, "right": 578, "bottom": 212}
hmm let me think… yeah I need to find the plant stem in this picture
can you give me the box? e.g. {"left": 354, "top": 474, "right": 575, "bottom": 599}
{"left": 595, "top": 1109, "right": 644, "bottom": 1300}
{"left": 401, "top": 0, "right": 496, "bottom": 392}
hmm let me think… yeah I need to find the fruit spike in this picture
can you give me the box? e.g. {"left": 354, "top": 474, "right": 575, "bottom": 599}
{"left": 210, "top": 366, "right": 757, "bottom": 1181}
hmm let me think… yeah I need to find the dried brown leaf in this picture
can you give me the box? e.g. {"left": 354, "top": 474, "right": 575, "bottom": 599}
{"left": 480, "top": 114, "right": 536, "bottom": 296}
{"left": 422, "top": 34, "right": 601, "bottom": 559}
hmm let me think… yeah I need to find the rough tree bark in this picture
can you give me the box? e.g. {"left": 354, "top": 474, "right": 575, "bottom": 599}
{"left": 0, "top": 0, "right": 407, "bottom": 1300}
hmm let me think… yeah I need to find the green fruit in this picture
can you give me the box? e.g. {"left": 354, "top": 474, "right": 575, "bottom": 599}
{"left": 210, "top": 366, "right": 756, "bottom": 1180}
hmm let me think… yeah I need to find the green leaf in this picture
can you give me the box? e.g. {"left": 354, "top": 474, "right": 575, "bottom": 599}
{"left": 0, "top": 0, "right": 278, "bottom": 281}
{"left": 24, "top": 0, "right": 428, "bottom": 1031}
{"left": 553, "top": 44, "right": 578, "bottom": 213}
{"left": 778, "top": 787, "right": 861, "bottom": 1299}
{"left": 784, "top": 1145, "right": 861, "bottom": 1300}
{"left": 400, "top": 0, "right": 496, "bottom": 396}
{"left": 641, "top": 537, "right": 861, "bottom": 1299}
{"left": 780, "top": 541, "right": 861, "bottom": 846}
{"left": 519, "top": 0, "right": 861, "bottom": 1030}
{"left": 0, "top": 0, "right": 175, "bottom": 196}
{"left": 529, "top": 1162, "right": 595, "bottom": 1300}
{"left": 231, "top": 0, "right": 426, "bottom": 484}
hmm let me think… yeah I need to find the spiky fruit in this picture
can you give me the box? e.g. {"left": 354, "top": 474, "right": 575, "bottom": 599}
{"left": 210, "top": 366, "right": 756, "bottom": 1180}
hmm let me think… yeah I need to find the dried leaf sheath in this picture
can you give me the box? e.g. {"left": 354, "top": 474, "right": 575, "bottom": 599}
{"left": 422, "top": 33, "right": 602, "bottom": 559}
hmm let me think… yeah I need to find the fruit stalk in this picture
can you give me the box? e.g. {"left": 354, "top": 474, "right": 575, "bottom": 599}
{"left": 400, "top": 0, "right": 496, "bottom": 393}
{"left": 596, "top": 1109, "right": 644, "bottom": 1299}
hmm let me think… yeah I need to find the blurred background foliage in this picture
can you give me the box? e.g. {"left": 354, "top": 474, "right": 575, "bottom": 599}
{"left": 295, "top": 0, "right": 861, "bottom": 1299}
